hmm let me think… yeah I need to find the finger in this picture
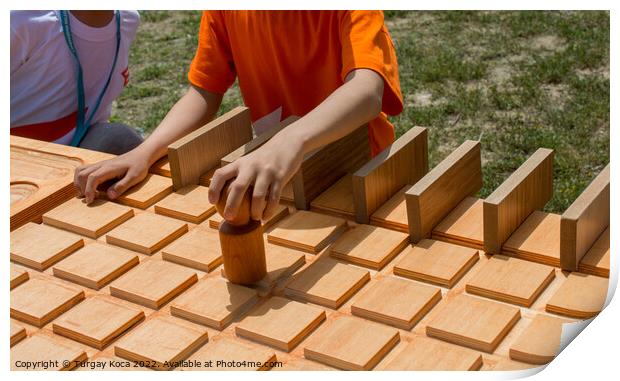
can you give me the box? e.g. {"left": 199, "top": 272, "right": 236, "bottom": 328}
{"left": 262, "top": 180, "right": 282, "bottom": 221}
{"left": 83, "top": 167, "right": 125, "bottom": 204}
{"left": 74, "top": 164, "right": 101, "bottom": 198}
{"left": 250, "top": 172, "right": 272, "bottom": 221}
{"left": 208, "top": 163, "right": 238, "bottom": 205}
{"left": 224, "top": 171, "right": 255, "bottom": 221}
{"left": 107, "top": 169, "right": 145, "bottom": 199}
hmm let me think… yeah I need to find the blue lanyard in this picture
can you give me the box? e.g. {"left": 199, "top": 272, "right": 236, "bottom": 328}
{"left": 59, "top": 10, "right": 121, "bottom": 146}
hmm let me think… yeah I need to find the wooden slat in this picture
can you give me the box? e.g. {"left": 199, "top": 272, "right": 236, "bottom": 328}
{"left": 483, "top": 148, "right": 554, "bottom": 254}
{"left": 293, "top": 124, "right": 371, "bottom": 209}
{"left": 560, "top": 164, "right": 610, "bottom": 270}
{"left": 352, "top": 127, "right": 428, "bottom": 224}
{"left": 405, "top": 140, "right": 482, "bottom": 243}
{"left": 168, "top": 107, "right": 253, "bottom": 190}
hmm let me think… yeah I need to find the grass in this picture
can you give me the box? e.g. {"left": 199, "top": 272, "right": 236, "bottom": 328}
{"left": 110, "top": 10, "right": 609, "bottom": 213}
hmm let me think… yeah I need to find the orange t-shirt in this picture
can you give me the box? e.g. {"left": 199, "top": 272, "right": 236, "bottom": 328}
{"left": 188, "top": 10, "right": 403, "bottom": 155}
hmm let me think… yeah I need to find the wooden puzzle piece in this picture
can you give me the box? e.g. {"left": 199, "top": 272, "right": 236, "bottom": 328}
{"left": 377, "top": 336, "right": 482, "bottom": 370}
{"left": 11, "top": 222, "right": 84, "bottom": 270}
{"left": 53, "top": 296, "right": 145, "bottom": 349}
{"left": 10, "top": 264, "right": 29, "bottom": 290}
{"left": 426, "top": 294, "right": 521, "bottom": 353}
{"left": 330, "top": 224, "right": 409, "bottom": 270}
{"left": 170, "top": 277, "right": 258, "bottom": 330}
{"left": 285, "top": 256, "right": 370, "bottom": 309}
{"left": 42, "top": 197, "right": 134, "bottom": 238}
{"left": 109, "top": 260, "right": 198, "bottom": 309}
{"left": 509, "top": 314, "right": 566, "bottom": 365}
{"left": 116, "top": 174, "right": 173, "bottom": 209}
{"left": 310, "top": 174, "right": 355, "bottom": 219}
{"left": 235, "top": 296, "right": 326, "bottom": 352}
{"left": 161, "top": 225, "right": 222, "bottom": 272}
{"left": 106, "top": 212, "right": 188, "bottom": 255}
{"left": 11, "top": 333, "right": 88, "bottom": 371}
{"left": 10, "top": 278, "right": 85, "bottom": 327}
{"left": 393, "top": 239, "right": 479, "bottom": 288}
{"left": 114, "top": 315, "right": 209, "bottom": 370}
{"left": 465, "top": 255, "right": 555, "bottom": 307}
{"left": 545, "top": 273, "right": 608, "bottom": 319}
{"left": 154, "top": 185, "right": 216, "bottom": 223}
{"left": 303, "top": 316, "right": 400, "bottom": 370}
{"left": 432, "top": 196, "right": 484, "bottom": 249}
{"left": 10, "top": 320, "right": 27, "bottom": 347}
{"left": 502, "top": 211, "right": 561, "bottom": 267}
{"left": 578, "top": 227, "right": 610, "bottom": 277}
{"left": 350, "top": 276, "right": 441, "bottom": 330}
{"left": 52, "top": 243, "right": 139, "bottom": 290}
{"left": 183, "top": 337, "right": 277, "bottom": 371}
{"left": 369, "top": 186, "right": 408, "bottom": 232}
{"left": 267, "top": 210, "right": 346, "bottom": 253}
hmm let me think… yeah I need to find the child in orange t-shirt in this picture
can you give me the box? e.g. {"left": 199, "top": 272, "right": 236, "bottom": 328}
{"left": 75, "top": 10, "right": 404, "bottom": 222}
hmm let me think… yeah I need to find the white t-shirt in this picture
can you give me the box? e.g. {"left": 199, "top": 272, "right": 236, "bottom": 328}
{"left": 10, "top": 10, "right": 139, "bottom": 144}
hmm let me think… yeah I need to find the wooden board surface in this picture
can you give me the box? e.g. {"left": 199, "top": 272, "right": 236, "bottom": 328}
{"left": 285, "top": 257, "right": 370, "bottom": 309}
{"left": 393, "top": 239, "right": 479, "bottom": 288}
{"left": 235, "top": 296, "right": 326, "bottom": 352}
{"left": 330, "top": 224, "right": 409, "bottom": 270}
{"left": 10, "top": 264, "right": 29, "bottom": 290}
{"left": 116, "top": 174, "right": 172, "bottom": 209}
{"left": 545, "top": 273, "right": 608, "bottom": 319}
{"left": 106, "top": 212, "right": 188, "bottom": 255}
{"left": 184, "top": 337, "right": 277, "bottom": 371}
{"left": 309, "top": 174, "right": 355, "bottom": 219}
{"left": 11, "top": 333, "right": 88, "bottom": 371}
{"left": 267, "top": 210, "right": 346, "bottom": 253}
{"left": 154, "top": 184, "right": 216, "bottom": 224}
{"left": 303, "top": 316, "right": 400, "bottom": 370}
{"left": 405, "top": 140, "right": 481, "bottom": 243}
{"left": 114, "top": 315, "right": 209, "bottom": 370}
{"left": 578, "top": 227, "right": 610, "bottom": 277}
{"left": 509, "top": 314, "right": 565, "bottom": 365}
{"left": 351, "top": 276, "right": 441, "bottom": 330}
{"left": 11, "top": 222, "right": 84, "bottom": 270}
{"left": 168, "top": 106, "right": 253, "bottom": 190}
{"left": 502, "top": 211, "right": 561, "bottom": 267}
{"left": 10, "top": 278, "right": 85, "bottom": 327}
{"left": 432, "top": 196, "right": 484, "bottom": 249}
{"left": 465, "top": 255, "right": 555, "bottom": 307}
{"left": 377, "top": 336, "right": 483, "bottom": 370}
{"left": 161, "top": 225, "right": 222, "bottom": 272}
{"left": 52, "top": 243, "right": 140, "bottom": 290}
{"left": 352, "top": 127, "right": 428, "bottom": 224}
{"left": 53, "top": 296, "right": 145, "bottom": 349}
{"left": 369, "top": 186, "right": 408, "bottom": 232}
{"left": 43, "top": 198, "right": 134, "bottom": 238}
{"left": 10, "top": 320, "right": 27, "bottom": 347}
{"left": 560, "top": 164, "right": 610, "bottom": 270}
{"left": 426, "top": 294, "right": 521, "bottom": 353}
{"left": 109, "top": 260, "right": 198, "bottom": 309}
{"left": 483, "top": 148, "right": 554, "bottom": 254}
{"left": 170, "top": 277, "right": 258, "bottom": 330}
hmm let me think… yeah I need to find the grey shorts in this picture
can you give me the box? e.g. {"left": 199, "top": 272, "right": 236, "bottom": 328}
{"left": 78, "top": 122, "right": 143, "bottom": 155}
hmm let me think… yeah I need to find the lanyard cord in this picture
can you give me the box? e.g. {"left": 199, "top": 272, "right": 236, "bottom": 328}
{"left": 59, "top": 10, "right": 121, "bottom": 147}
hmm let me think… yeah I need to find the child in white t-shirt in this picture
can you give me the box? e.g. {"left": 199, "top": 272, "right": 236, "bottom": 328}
{"left": 10, "top": 10, "right": 142, "bottom": 154}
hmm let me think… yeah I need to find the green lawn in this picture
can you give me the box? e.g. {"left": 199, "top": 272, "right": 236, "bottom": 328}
{"left": 110, "top": 10, "right": 609, "bottom": 213}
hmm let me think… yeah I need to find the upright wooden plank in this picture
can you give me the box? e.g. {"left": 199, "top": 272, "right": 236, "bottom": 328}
{"left": 220, "top": 115, "right": 299, "bottom": 166}
{"left": 293, "top": 124, "right": 371, "bottom": 209}
{"left": 560, "top": 164, "right": 610, "bottom": 270}
{"left": 483, "top": 148, "right": 554, "bottom": 254}
{"left": 168, "top": 107, "right": 253, "bottom": 190}
{"left": 405, "top": 140, "right": 482, "bottom": 243}
{"left": 352, "top": 127, "right": 428, "bottom": 224}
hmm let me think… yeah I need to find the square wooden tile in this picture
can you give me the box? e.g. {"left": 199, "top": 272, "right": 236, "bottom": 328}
{"left": 10, "top": 320, "right": 26, "bottom": 347}
{"left": 310, "top": 174, "right": 355, "bottom": 218}
{"left": 11, "top": 222, "right": 84, "bottom": 270}
{"left": 426, "top": 294, "right": 521, "bottom": 353}
{"left": 106, "top": 212, "right": 188, "bottom": 255}
{"left": 109, "top": 260, "right": 198, "bottom": 309}
{"left": 53, "top": 243, "right": 139, "bottom": 290}
{"left": 466, "top": 255, "right": 555, "bottom": 307}
{"left": 10, "top": 264, "right": 29, "bottom": 290}
{"left": 154, "top": 184, "right": 216, "bottom": 223}
{"left": 330, "top": 224, "right": 409, "bottom": 269}
{"left": 11, "top": 333, "right": 87, "bottom": 371}
{"left": 509, "top": 314, "right": 566, "bottom": 365}
{"left": 502, "top": 211, "right": 561, "bottom": 267}
{"left": 546, "top": 273, "right": 608, "bottom": 319}
{"left": 42, "top": 198, "right": 134, "bottom": 238}
{"left": 161, "top": 225, "right": 222, "bottom": 272}
{"left": 170, "top": 277, "right": 258, "bottom": 330}
{"left": 393, "top": 239, "right": 479, "bottom": 288}
{"left": 285, "top": 257, "right": 370, "bottom": 308}
{"left": 369, "top": 186, "right": 408, "bottom": 232}
{"left": 183, "top": 337, "right": 276, "bottom": 371}
{"left": 267, "top": 210, "right": 346, "bottom": 253}
{"left": 304, "top": 316, "right": 400, "bottom": 370}
{"left": 579, "top": 227, "right": 610, "bottom": 277}
{"left": 53, "top": 296, "right": 145, "bottom": 349}
{"left": 351, "top": 276, "right": 441, "bottom": 330}
{"left": 432, "top": 196, "right": 484, "bottom": 249}
{"left": 117, "top": 174, "right": 173, "bottom": 209}
{"left": 114, "top": 315, "right": 209, "bottom": 370}
{"left": 11, "top": 278, "right": 85, "bottom": 327}
{"left": 377, "top": 336, "right": 482, "bottom": 370}
{"left": 235, "top": 296, "right": 326, "bottom": 352}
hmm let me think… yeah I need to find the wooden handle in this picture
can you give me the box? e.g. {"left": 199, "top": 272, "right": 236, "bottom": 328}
{"left": 215, "top": 182, "right": 252, "bottom": 226}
